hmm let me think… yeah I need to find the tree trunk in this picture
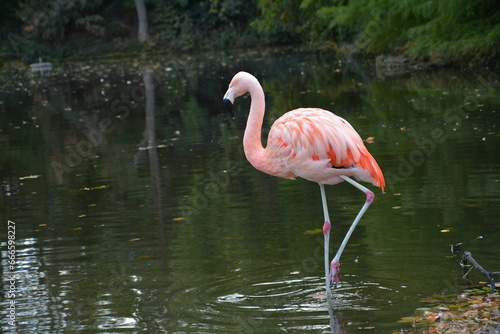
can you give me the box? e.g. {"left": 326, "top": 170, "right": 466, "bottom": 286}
{"left": 134, "top": 0, "right": 148, "bottom": 43}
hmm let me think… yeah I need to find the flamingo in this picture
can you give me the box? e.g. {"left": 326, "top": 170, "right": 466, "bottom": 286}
{"left": 223, "top": 72, "right": 385, "bottom": 296}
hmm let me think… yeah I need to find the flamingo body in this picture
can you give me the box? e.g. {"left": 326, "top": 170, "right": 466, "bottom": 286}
{"left": 267, "top": 108, "right": 385, "bottom": 189}
{"left": 223, "top": 71, "right": 385, "bottom": 296}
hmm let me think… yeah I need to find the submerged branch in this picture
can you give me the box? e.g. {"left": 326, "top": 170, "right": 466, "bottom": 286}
{"left": 461, "top": 251, "right": 497, "bottom": 291}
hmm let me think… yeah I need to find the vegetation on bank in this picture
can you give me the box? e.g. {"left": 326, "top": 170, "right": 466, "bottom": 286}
{"left": 1, "top": 0, "right": 499, "bottom": 65}
{"left": 397, "top": 285, "right": 500, "bottom": 333}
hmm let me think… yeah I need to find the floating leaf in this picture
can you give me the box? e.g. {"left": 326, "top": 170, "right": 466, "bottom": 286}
{"left": 400, "top": 287, "right": 500, "bottom": 332}
{"left": 173, "top": 217, "right": 185, "bottom": 221}
{"left": 433, "top": 306, "right": 450, "bottom": 311}
{"left": 426, "top": 314, "right": 440, "bottom": 321}
{"left": 72, "top": 185, "right": 110, "bottom": 192}
{"left": 139, "top": 144, "right": 170, "bottom": 150}
{"left": 129, "top": 238, "right": 140, "bottom": 242}
{"left": 397, "top": 316, "right": 419, "bottom": 323}
{"left": 303, "top": 228, "right": 323, "bottom": 235}
{"left": 19, "top": 174, "right": 42, "bottom": 180}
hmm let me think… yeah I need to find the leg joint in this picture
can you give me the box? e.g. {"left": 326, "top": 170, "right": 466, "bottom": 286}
{"left": 366, "top": 190, "right": 375, "bottom": 203}
{"left": 323, "top": 221, "right": 331, "bottom": 235}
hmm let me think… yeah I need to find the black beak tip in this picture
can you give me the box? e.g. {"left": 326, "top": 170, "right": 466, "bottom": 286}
{"left": 223, "top": 99, "right": 234, "bottom": 118}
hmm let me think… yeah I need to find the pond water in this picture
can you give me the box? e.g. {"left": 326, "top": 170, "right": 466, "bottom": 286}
{"left": 1, "top": 49, "right": 499, "bottom": 333}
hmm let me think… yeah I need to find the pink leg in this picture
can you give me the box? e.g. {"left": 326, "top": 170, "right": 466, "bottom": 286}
{"left": 319, "top": 184, "right": 332, "bottom": 297}
{"left": 330, "top": 176, "right": 375, "bottom": 287}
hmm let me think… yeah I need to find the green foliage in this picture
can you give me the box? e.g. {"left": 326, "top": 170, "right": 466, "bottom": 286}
{"left": 2, "top": 0, "right": 260, "bottom": 59}
{"left": 255, "top": 0, "right": 500, "bottom": 63}
{"left": 400, "top": 0, "right": 500, "bottom": 62}
{"left": 152, "top": 2, "right": 204, "bottom": 51}
{"left": 1, "top": 0, "right": 499, "bottom": 63}
{"left": 17, "top": 0, "right": 105, "bottom": 40}
{"left": 252, "top": 0, "right": 302, "bottom": 37}
{"left": 152, "top": 0, "right": 259, "bottom": 51}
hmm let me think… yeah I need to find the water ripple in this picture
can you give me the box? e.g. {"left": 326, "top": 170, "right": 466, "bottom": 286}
{"left": 164, "top": 263, "right": 389, "bottom": 332}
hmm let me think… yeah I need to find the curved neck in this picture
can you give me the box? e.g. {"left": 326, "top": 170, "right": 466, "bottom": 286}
{"left": 243, "top": 83, "right": 267, "bottom": 168}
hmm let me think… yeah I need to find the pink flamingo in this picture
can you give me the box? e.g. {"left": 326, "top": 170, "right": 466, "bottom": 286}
{"left": 223, "top": 72, "right": 385, "bottom": 296}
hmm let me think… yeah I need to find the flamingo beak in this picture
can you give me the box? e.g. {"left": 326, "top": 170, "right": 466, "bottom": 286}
{"left": 223, "top": 87, "right": 235, "bottom": 117}
{"left": 223, "top": 98, "right": 234, "bottom": 117}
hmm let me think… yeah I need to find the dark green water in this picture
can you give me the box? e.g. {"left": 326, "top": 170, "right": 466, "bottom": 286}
{"left": 1, "top": 49, "right": 499, "bottom": 333}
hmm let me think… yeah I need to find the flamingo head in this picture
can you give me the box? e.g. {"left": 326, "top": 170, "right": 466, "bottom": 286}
{"left": 223, "top": 72, "right": 260, "bottom": 117}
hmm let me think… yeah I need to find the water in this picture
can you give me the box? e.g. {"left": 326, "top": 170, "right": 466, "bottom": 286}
{"left": 1, "top": 49, "right": 499, "bottom": 333}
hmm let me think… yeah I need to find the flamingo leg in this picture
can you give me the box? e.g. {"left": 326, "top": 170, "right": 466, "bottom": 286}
{"left": 329, "top": 175, "right": 375, "bottom": 287}
{"left": 319, "top": 183, "right": 332, "bottom": 297}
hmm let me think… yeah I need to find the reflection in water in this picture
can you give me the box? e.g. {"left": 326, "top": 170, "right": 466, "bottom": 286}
{"left": 141, "top": 65, "right": 165, "bottom": 236}
{"left": 328, "top": 298, "right": 345, "bottom": 334}
{"left": 0, "top": 50, "right": 499, "bottom": 333}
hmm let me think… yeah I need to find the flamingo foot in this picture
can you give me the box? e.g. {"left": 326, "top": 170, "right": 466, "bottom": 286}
{"left": 329, "top": 259, "right": 340, "bottom": 287}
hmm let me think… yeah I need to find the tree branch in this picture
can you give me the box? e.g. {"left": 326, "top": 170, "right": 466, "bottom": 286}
{"left": 461, "top": 251, "right": 496, "bottom": 291}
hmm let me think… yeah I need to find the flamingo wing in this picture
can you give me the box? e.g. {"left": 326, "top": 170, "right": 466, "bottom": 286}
{"left": 268, "top": 108, "right": 385, "bottom": 191}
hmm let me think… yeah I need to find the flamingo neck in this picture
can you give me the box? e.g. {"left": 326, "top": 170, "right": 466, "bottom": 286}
{"left": 243, "top": 83, "right": 268, "bottom": 172}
